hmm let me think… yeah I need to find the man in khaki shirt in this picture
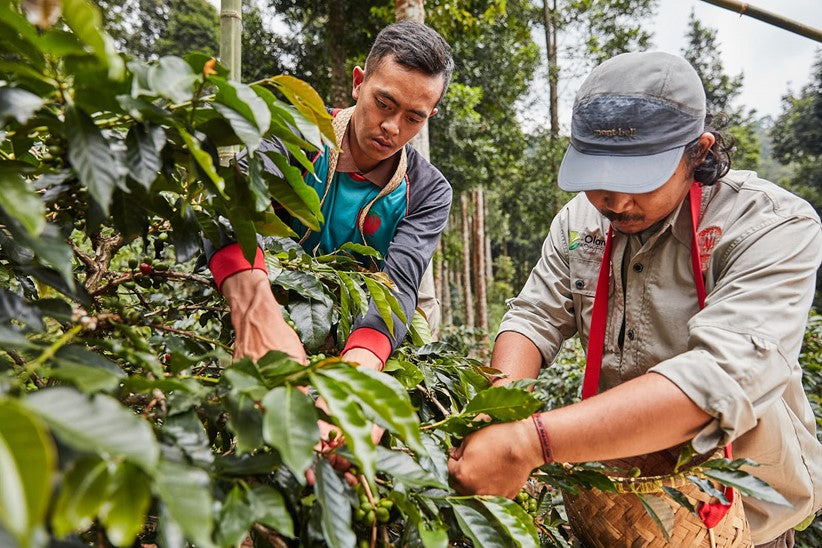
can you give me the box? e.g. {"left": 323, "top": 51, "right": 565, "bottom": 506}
{"left": 448, "top": 51, "right": 822, "bottom": 546}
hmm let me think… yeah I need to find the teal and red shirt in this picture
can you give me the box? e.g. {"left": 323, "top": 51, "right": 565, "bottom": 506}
{"left": 208, "top": 109, "right": 452, "bottom": 365}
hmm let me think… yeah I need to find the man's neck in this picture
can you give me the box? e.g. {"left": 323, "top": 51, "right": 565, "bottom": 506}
{"left": 337, "top": 115, "right": 400, "bottom": 188}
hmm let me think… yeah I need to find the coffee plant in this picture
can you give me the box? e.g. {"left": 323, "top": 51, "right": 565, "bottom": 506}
{"left": 0, "top": 1, "right": 803, "bottom": 547}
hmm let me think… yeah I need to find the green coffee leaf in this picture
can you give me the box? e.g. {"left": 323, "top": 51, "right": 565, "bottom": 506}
{"left": 479, "top": 497, "right": 539, "bottom": 548}
{"left": 99, "top": 461, "right": 151, "bottom": 547}
{"left": 451, "top": 500, "right": 508, "bottom": 546}
{"left": 66, "top": 105, "right": 125, "bottom": 215}
{"left": 363, "top": 276, "right": 395, "bottom": 336}
{"left": 26, "top": 387, "right": 160, "bottom": 472}
{"left": 264, "top": 152, "right": 323, "bottom": 229}
{"left": 288, "top": 298, "right": 333, "bottom": 352}
{"left": 125, "top": 122, "right": 165, "bottom": 189}
{"left": 248, "top": 485, "right": 295, "bottom": 538}
{"left": 0, "top": 400, "right": 55, "bottom": 544}
{"left": 217, "top": 486, "right": 253, "bottom": 548}
{"left": 146, "top": 56, "right": 197, "bottom": 103}
{"left": 154, "top": 460, "right": 215, "bottom": 548}
{"left": 262, "top": 386, "right": 319, "bottom": 483}
{"left": 0, "top": 167, "right": 43, "bottom": 238}
{"left": 701, "top": 469, "right": 791, "bottom": 506}
{"left": 51, "top": 456, "right": 110, "bottom": 538}
{"left": 314, "top": 458, "right": 356, "bottom": 548}
{"left": 375, "top": 446, "right": 446, "bottom": 489}
{"left": 211, "top": 77, "right": 271, "bottom": 152}
{"left": 634, "top": 493, "right": 674, "bottom": 541}
{"left": 318, "top": 366, "right": 427, "bottom": 457}
{"left": 62, "top": 0, "right": 124, "bottom": 79}
{"left": 0, "top": 87, "right": 45, "bottom": 127}
{"left": 50, "top": 345, "right": 125, "bottom": 394}
{"left": 310, "top": 372, "right": 375, "bottom": 480}
{"left": 177, "top": 126, "right": 226, "bottom": 198}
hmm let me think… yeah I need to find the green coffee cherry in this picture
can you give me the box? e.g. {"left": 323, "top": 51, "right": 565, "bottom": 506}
{"left": 375, "top": 507, "right": 390, "bottom": 523}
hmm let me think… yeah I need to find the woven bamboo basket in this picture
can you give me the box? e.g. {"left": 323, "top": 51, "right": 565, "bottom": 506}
{"left": 561, "top": 450, "right": 752, "bottom": 547}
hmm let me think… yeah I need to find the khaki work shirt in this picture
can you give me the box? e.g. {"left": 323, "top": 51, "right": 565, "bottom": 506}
{"left": 499, "top": 170, "right": 822, "bottom": 544}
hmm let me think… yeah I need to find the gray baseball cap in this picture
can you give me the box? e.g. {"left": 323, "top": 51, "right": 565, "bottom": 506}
{"left": 558, "top": 51, "right": 706, "bottom": 193}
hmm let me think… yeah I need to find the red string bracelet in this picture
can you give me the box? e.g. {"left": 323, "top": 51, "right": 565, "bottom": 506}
{"left": 531, "top": 413, "right": 553, "bottom": 464}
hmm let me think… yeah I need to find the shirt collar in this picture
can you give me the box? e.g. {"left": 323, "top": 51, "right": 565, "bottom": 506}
{"left": 335, "top": 116, "right": 401, "bottom": 188}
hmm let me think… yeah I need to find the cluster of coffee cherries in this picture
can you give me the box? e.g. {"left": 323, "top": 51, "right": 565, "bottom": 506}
{"left": 353, "top": 480, "right": 394, "bottom": 526}
{"left": 516, "top": 489, "right": 540, "bottom": 517}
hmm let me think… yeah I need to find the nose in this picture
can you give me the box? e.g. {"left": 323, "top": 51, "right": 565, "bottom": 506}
{"left": 604, "top": 192, "right": 633, "bottom": 213}
{"left": 380, "top": 114, "right": 400, "bottom": 137}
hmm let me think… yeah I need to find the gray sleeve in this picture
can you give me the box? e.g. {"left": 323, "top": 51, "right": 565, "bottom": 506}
{"left": 352, "top": 173, "right": 453, "bottom": 350}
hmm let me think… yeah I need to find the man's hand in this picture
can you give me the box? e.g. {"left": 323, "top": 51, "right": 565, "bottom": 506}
{"left": 221, "top": 269, "right": 307, "bottom": 364}
{"left": 341, "top": 347, "right": 383, "bottom": 371}
{"left": 447, "top": 418, "right": 543, "bottom": 499}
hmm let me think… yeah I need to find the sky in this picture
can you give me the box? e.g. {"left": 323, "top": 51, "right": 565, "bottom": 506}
{"left": 532, "top": 0, "right": 821, "bottom": 131}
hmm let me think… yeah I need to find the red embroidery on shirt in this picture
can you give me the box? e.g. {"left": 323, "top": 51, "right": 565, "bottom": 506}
{"left": 363, "top": 213, "right": 381, "bottom": 235}
{"left": 697, "top": 226, "right": 722, "bottom": 272}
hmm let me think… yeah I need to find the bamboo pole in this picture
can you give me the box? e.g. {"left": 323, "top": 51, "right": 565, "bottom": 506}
{"left": 220, "top": 0, "right": 243, "bottom": 80}
{"left": 699, "top": 0, "right": 822, "bottom": 43}
{"left": 219, "top": 0, "right": 242, "bottom": 164}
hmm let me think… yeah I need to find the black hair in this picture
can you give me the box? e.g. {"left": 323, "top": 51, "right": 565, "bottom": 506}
{"left": 365, "top": 20, "right": 454, "bottom": 104}
{"left": 685, "top": 113, "right": 734, "bottom": 186}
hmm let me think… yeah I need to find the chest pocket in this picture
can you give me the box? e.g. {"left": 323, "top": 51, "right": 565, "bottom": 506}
{"left": 569, "top": 256, "right": 601, "bottom": 297}
{"left": 569, "top": 255, "right": 605, "bottom": 345}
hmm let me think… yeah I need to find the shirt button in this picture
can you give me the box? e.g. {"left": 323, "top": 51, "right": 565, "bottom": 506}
{"left": 633, "top": 263, "right": 644, "bottom": 272}
{"left": 627, "top": 329, "right": 636, "bottom": 341}
{"left": 575, "top": 280, "right": 585, "bottom": 289}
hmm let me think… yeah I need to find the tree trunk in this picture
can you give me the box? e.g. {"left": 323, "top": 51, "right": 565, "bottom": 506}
{"left": 460, "top": 192, "right": 475, "bottom": 328}
{"left": 543, "top": 0, "right": 559, "bottom": 138}
{"left": 395, "top": 0, "right": 430, "bottom": 159}
{"left": 472, "top": 188, "right": 488, "bottom": 335}
{"left": 328, "top": 0, "right": 349, "bottom": 107}
{"left": 485, "top": 226, "right": 493, "bottom": 291}
{"left": 441, "top": 252, "right": 452, "bottom": 326}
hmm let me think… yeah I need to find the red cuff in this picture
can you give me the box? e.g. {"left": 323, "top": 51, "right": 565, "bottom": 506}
{"left": 342, "top": 328, "right": 392, "bottom": 368}
{"left": 209, "top": 243, "right": 267, "bottom": 292}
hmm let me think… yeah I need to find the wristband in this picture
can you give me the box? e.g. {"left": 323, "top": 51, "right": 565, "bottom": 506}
{"left": 531, "top": 413, "right": 553, "bottom": 464}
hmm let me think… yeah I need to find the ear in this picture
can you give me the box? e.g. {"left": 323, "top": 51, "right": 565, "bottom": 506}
{"left": 429, "top": 107, "right": 439, "bottom": 118}
{"left": 698, "top": 132, "right": 716, "bottom": 157}
{"left": 351, "top": 66, "right": 365, "bottom": 101}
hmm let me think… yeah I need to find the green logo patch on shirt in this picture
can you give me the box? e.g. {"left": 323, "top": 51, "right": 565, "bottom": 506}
{"left": 569, "top": 230, "right": 582, "bottom": 250}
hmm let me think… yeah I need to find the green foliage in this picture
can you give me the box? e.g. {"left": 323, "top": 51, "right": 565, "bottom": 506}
{"left": 96, "top": 0, "right": 219, "bottom": 60}
{"left": 0, "top": 2, "right": 553, "bottom": 545}
{"left": 771, "top": 53, "right": 822, "bottom": 210}
{"left": 682, "top": 9, "right": 743, "bottom": 116}
{"left": 771, "top": 55, "right": 822, "bottom": 305}
{"left": 0, "top": 2, "right": 815, "bottom": 545}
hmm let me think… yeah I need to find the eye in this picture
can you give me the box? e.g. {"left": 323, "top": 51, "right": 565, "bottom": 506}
{"left": 407, "top": 116, "right": 423, "bottom": 125}
{"left": 376, "top": 98, "right": 389, "bottom": 110}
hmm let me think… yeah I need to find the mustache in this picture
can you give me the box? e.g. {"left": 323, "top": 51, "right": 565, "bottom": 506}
{"left": 601, "top": 209, "right": 645, "bottom": 223}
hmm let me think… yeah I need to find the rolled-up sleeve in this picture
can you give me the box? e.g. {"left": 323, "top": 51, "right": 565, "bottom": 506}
{"left": 497, "top": 208, "right": 579, "bottom": 365}
{"left": 650, "top": 214, "right": 822, "bottom": 453}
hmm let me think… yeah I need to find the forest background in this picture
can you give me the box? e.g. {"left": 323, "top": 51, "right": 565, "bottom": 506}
{"left": 0, "top": 0, "right": 820, "bottom": 545}
{"left": 96, "top": 0, "right": 821, "bottom": 348}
